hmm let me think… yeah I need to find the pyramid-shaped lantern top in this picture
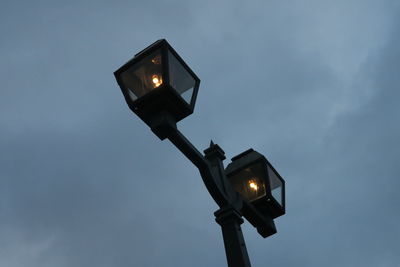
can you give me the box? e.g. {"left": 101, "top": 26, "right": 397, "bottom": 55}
{"left": 114, "top": 39, "right": 200, "bottom": 125}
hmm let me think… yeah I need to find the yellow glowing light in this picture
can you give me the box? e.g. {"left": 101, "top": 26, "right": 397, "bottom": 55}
{"left": 152, "top": 75, "right": 162, "bottom": 87}
{"left": 249, "top": 180, "right": 258, "bottom": 191}
{"left": 151, "top": 55, "right": 161, "bottom": 64}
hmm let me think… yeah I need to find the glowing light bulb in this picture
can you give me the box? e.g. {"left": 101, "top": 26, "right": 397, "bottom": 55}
{"left": 151, "top": 55, "right": 161, "bottom": 64}
{"left": 249, "top": 180, "right": 258, "bottom": 191}
{"left": 152, "top": 75, "right": 162, "bottom": 87}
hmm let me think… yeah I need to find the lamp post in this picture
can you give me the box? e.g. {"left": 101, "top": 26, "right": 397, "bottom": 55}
{"left": 114, "top": 39, "right": 286, "bottom": 267}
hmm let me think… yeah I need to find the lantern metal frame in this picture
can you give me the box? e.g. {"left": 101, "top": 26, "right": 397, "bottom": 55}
{"left": 114, "top": 39, "right": 200, "bottom": 133}
{"left": 225, "top": 149, "right": 286, "bottom": 219}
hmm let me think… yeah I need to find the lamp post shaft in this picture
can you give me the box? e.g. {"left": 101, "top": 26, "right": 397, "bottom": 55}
{"left": 215, "top": 207, "right": 252, "bottom": 267}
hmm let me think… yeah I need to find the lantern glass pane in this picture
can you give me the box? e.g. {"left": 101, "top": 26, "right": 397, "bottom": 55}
{"left": 229, "top": 162, "right": 266, "bottom": 202}
{"left": 120, "top": 50, "right": 163, "bottom": 101}
{"left": 268, "top": 166, "right": 283, "bottom": 206}
{"left": 168, "top": 50, "right": 196, "bottom": 104}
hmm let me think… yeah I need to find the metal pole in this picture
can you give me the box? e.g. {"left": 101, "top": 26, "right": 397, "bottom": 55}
{"left": 150, "top": 116, "right": 252, "bottom": 267}
{"left": 215, "top": 206, "right": 252, "bottom": 267}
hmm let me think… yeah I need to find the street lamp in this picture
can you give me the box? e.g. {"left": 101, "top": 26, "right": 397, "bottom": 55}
{"left": 114, "top": 39, "right": 200, "bottom": 139}
{"left": 226, "top": 149, "right": 285, "bottom": 219}
{"left": 114, "top": 39, "right": 286, "bottom": 267}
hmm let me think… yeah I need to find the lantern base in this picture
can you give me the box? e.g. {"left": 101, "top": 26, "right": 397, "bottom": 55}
{"left": 147, "top": 111, "right": 177, "bottom": 140}
{"left": 125, "top": 86, "right": 193, "bottom": 129}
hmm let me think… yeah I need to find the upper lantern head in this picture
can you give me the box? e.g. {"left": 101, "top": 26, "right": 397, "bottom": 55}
{"left": 114, "top": 39, "right": 200, "bottom": 126}
{"left": 225, "top": 149, "right": 285, "bottom": 219}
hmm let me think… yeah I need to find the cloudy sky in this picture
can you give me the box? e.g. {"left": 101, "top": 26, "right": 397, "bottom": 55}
{"left": 1, "top": 1, "right": 399, "bottom": 266}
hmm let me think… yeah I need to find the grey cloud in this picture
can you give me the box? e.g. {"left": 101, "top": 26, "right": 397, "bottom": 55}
{"left": 1, "top": 1, "right": 399, "bottom": 267}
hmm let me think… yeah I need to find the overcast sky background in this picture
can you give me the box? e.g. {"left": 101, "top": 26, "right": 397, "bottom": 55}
{"left": 1, "top": 1, "right": 399, "bottom": 266}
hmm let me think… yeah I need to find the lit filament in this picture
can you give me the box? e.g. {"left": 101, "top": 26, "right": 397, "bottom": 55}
{"left": 151, "top": 55, "right": 161, "bottom": 64}
{"left": 152, "top": 75, "right": 162, "bottom": 87}
{"left": 249, "top": 180, "right": 258, "bottom": 191}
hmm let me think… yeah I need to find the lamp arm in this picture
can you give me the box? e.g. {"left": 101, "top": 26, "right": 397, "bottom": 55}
{"left": 165, "top": 126, "right": 230, "bottom": 207}
{"left": 148, "top": 111, "right": 230, "bottom": 207}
